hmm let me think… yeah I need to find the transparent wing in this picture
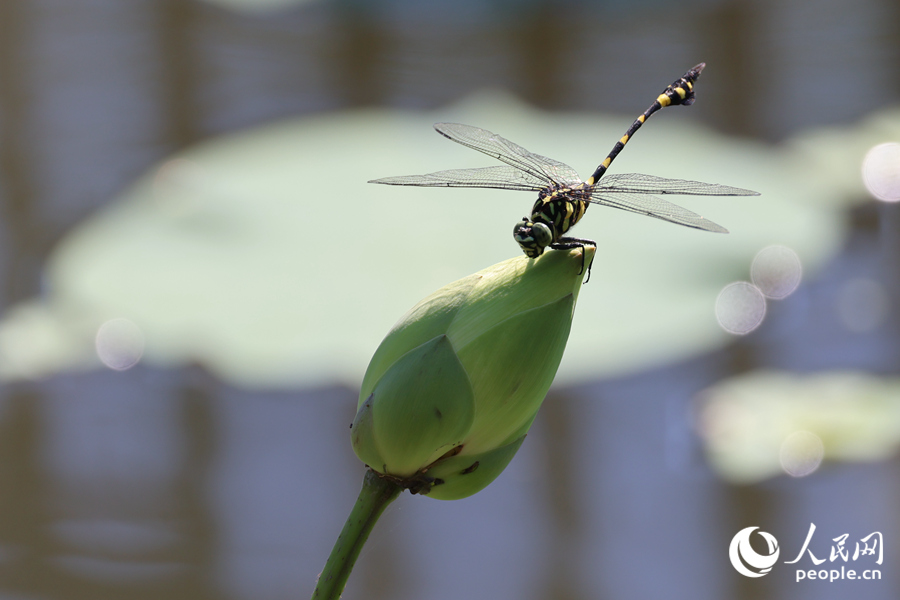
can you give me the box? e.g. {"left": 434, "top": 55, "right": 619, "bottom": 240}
{"left": 597, "top": 173, "right": 759, "bottom": 196}
{"left": 368, "top": 165, "right": 546, "bottom": 191}
{"left": 433, "top": 123, "right": 582, "bottom": 186}
{"left": 588, "top": 191, "right": 729, "bottom": 233}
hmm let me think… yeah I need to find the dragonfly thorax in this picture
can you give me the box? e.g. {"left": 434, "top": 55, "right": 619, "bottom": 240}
{"left": 513, "top": 185, "right": 591, "bottom": 258}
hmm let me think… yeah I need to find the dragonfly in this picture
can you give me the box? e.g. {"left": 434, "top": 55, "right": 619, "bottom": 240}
{"left": 369, "top": 63, "right": 758, "bottom": 277}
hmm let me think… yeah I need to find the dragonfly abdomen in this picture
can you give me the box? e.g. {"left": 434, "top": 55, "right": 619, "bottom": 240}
{"left": 586, "top": 63, "right": 705, "bottom": 185}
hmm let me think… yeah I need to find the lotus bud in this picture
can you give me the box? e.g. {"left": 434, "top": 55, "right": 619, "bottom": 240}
{"left": 351, "top": 246, "right": 593, "bottom": 500}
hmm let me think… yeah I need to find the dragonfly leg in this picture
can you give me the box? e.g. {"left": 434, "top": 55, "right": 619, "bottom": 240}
{"left": 551, "top": 237, "right": 597, "bottom": 284}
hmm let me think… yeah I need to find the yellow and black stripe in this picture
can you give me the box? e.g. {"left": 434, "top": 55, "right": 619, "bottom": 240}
{"left": 529, "top": 184, "right": 590, "bottom": 242}
{"left": 586, "top": 63, "right": 705, "bottom": 186}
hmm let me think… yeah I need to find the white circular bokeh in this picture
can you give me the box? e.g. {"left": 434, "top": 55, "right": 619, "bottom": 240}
{"left": 95, "top": 318, "right": 145, "bottom": 371}
{"left": 715, "top": 282, "right": 767, "bottom": 335}
{"left": 750, "top": 245, "right": 802, "bottom": 299}
{"left": 863, "top": 142, "right": 900, "bottom": 203}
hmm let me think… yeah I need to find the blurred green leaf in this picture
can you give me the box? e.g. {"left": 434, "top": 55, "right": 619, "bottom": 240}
{"left": 786, "top": 106, "right": 900, "bottom": 206}
{"left": 697, "top": 370, "right": 900, "bottom": 484}
{"left": 0, "top": 92, "right": 854, "bottom": 387}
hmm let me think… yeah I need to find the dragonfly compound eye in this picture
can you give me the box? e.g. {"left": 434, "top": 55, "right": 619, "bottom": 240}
{"left": 513, "top": 218, "right": 552, "bottom": 258}
{"left": 531, "top": 222, "right": 553, "bottom": 247}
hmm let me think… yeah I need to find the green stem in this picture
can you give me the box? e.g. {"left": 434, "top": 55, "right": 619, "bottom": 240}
{"left": 311, "top": 469, "right": 402, "bottom": 600}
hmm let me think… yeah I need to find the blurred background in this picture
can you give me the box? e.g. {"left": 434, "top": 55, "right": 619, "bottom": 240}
{"left": 0, "top": 0, "right": 899, "bottom": 599}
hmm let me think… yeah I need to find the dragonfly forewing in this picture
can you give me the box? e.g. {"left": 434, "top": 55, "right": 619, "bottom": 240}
{"left": 368, "top": 165, "right": 546, "bottom": 191}
{"left": 434, "top": 123, "right": 582, "bottom": 186}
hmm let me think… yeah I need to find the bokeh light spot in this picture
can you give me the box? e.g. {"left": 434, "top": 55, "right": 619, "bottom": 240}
{"left": 715, "top": 282, "right": 766, "bottom": 335}
{"left": 862, "top": 142, "right": 900, "bottom": 202}
{"left": 779, "top": 430, "right": 824, "bottom": 478}
{"left": 95, "top": 318, "right": 144, "bottom": 371}
{"left": 836, "top": 277, "right": 889, "bottom": 333}
{"left": 750, "top": 245, "right": 802, "bottom": 299}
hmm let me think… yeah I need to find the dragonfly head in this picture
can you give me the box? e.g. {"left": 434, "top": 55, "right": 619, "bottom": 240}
{"left": 513, "top": 217, "right": 553, "bottom": 258}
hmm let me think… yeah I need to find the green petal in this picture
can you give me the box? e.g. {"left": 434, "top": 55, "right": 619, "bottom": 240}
{"left": 446, "top": 248, "right": 587, "bottom": 350}
{"left": 350, "top": 394, "right": 384, "bottom": 472}
{"left": 363, "top": 335, "right": 475, "bottom": 477}
{"left": 456, "top": 294, "right": 575, "bottom": 453}
{"left": 423, "top": 434, "right": 527, "bottom": 500}
{"left": 359, "top": 275, "right": 478, "bottom": 407}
